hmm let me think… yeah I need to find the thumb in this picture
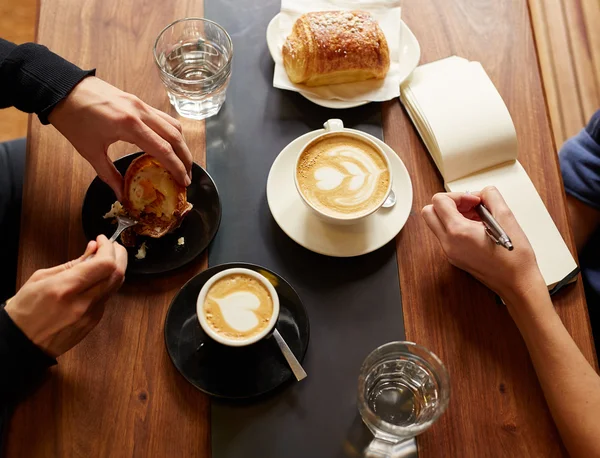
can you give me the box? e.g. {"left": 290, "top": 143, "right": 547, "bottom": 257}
{"left": 71, "top": 240, "right": 99, "bottom": 266}
{"left": 90, "top": 153, "right": 124, "bottom": 201}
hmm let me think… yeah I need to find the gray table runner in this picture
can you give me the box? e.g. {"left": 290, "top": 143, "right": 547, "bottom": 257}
{"left": 205, "top": 1, "right": 406, "bottom": 455}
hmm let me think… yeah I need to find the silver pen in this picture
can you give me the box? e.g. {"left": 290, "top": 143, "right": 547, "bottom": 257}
{"left": 475, "top": 203, "right": 514, "bottom": 251}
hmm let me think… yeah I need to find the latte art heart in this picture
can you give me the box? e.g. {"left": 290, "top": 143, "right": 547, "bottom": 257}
{"left": 314, "top": 166, "right": 345, "bottom": 190}
{"left": 213, "top": 291, "right": 261, "bottom": 332}
{"left": 297, "top": 134, "right": 390, "bottom": 218}
{"left": 203, "top": 274, "right": 274, "bottom": 340}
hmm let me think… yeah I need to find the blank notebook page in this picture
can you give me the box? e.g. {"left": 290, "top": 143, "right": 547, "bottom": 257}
{"left": 402, "top": 57, "right": 518, "bottom": 182}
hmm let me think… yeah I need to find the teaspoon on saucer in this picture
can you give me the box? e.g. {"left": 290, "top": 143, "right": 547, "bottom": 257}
{"left": 273, "top": 328, "right": 307, "bottom": 381}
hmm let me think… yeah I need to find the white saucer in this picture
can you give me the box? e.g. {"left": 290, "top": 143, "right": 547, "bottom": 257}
{"left": 301, "top": 94, "right": 369, "bottom": 110}
{"left": 266, "top": 129, "right": 413, "bottom": 257}
{"left": 266, "top": 14, "right": 421, "bottom": 110}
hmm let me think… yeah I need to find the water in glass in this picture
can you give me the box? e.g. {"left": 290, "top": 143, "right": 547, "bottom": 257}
{"left": 154, "top": 19, "right": 233, "bottom": 120}
{"left": 358, "top": 342, "right": 450, "bottom": 444}
{"left": 367, "top": 359, "right": 436, "bottom": 426}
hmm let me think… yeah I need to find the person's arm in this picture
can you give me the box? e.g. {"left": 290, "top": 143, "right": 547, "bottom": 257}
{"left": 0, "top": 38, "right": 193, "bottom": 200}
{"left": 422, "top": 187, "right": 600, "bottom": 458}
{"left": 505, "top": 285, "right": 600, "bottom": 458}
{"left": 0, "top": 236, "right": 127, "bottom": 409}
{"left": 560, "top": 110, "right": 600, "bottom": 251}
{"left": 0, "top": 303, "right": 57, "bottom": 453}
{"left": 0, "top": 38, "right": 94, "bottom": 123}
{"left": 0, "top": 305, "right": 56, "bottom": 407}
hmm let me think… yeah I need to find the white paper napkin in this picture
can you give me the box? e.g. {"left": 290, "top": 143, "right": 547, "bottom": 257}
{"left": 273, "top": 0, "right": 402, "bottom": 102}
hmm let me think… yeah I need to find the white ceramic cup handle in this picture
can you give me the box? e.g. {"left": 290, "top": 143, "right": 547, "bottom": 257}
{"left": 323, "top": 119, "right": 344, "bottom": 132}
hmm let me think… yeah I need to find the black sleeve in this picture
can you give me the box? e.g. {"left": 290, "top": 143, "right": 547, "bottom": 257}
{"left": 0, "top": 38, "right": 95, "bottom": 125}
{"left": 0, "top": 304, "right": 56, "bottom": 409}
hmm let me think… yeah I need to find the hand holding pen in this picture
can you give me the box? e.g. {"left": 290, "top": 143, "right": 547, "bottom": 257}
{"left": 470, "top": 193, "right": 514, "bottom": 251}
{"left": 421, "top": 186, "right": 543, "bottom": 301}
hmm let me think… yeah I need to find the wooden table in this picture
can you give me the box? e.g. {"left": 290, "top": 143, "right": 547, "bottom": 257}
{"left": 6, "top": 0, "right": 598, "bottom": 457}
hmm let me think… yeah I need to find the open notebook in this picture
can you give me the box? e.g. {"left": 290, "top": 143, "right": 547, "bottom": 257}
{"left": 401, "top": 56, "right": 578, "bottom": 292}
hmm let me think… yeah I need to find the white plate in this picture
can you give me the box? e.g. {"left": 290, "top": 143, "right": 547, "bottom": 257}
{"left": 266, "top": 129, "right": 413, "bottom": 257}
{"left": 266, "top": 13, "right": 421, "bottom": 109}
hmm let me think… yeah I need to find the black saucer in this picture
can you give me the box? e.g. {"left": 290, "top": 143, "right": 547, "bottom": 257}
{"left": 81, "top": 152, "right": 221, "bottom": 275}
{"left": 164, "top": 263, "right": 310, "bottom": 399}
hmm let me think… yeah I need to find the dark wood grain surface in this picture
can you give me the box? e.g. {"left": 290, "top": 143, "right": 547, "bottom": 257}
{"left": 6, "top": 0, "right": 598, "bottom": 456}
{"left": 6, "top": 0, "right": 211, "bottom": 456}
{"left": 383, "top": 1, "right": 599, "bottom": 457}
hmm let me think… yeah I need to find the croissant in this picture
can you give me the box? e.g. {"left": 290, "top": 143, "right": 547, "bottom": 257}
{"left": 282, "top": 11, "right": 390, "bottom": 87}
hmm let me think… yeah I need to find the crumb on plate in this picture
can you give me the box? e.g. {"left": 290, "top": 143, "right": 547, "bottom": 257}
{"left": 135, "top": 242, "right": 148, "bottom": 260}
{"left": 177, "top": 237, "right": 185, "bottom": 246}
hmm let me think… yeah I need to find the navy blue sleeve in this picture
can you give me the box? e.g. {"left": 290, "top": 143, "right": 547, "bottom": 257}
{"left": 560, "top": 110, "right": 600, "bottom": 210}
{"left": 0, "top": 38, "right": 95, "bottom": 125}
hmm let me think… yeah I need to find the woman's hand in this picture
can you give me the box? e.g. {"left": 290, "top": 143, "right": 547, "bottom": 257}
{"left": 5, "top": 235, "right": 127, "bottom": 357}
{"left": 423, "top": 187, "right": 600, "bottom": 458}
{"left": 48, "top": 76, "right": 192, "bottom": 200}
{"left": 421, "top": 186, "right": 546, "bottom": 303}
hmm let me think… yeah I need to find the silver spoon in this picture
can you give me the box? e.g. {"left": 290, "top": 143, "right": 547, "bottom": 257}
{"left": 273, "top": 328, "right": 307, "bottom": 382}
{"left": 382, "top": 189, "right": 397, "bottom": 208}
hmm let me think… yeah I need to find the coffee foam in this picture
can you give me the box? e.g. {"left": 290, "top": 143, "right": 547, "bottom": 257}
{"left": 296, "top": 135, "right": 390, "bottom": 218}
{"left": 203, "top": 274, "right": 274, "bottom": 341}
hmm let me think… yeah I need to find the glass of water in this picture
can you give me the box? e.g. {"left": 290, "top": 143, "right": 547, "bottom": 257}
{"left": 153, "top": 18, "right": 233, "bottom": 120}
{"left": 358, "top": 341, "right": 450, "bottom": 444}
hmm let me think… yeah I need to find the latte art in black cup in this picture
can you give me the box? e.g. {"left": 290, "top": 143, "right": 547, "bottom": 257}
{"left": 203, "top": 273, "right": 274, "bottom": 340}
{"left": 296, "top": 133, "right": 391, "bottom": 219}
{"left": 197, "top": 268, "right": 280, "bottom": 347}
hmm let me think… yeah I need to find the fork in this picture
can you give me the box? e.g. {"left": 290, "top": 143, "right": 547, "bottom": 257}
{"left": 108, "top": 215, "right": 138, "bottom": 242}
{"left": 84, "top": 215, "right": 137, "bottom": 261}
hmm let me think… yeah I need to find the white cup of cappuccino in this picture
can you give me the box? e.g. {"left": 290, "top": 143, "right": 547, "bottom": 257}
{"left": 294, "top": 119, "right": 393, "bottom": 225}
{"left": 197, "top": 268, "right": 280, "bottom": 347}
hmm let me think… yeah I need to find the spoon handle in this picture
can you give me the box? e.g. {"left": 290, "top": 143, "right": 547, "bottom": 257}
{"left": 273, "top": 328, "right": 307, "bottom": 382}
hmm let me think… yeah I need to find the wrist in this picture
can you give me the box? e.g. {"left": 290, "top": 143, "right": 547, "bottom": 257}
{"left": 4, "top": 299, "right": 33, "bottom": 339}
{"left": 500, "top": 275, "right": 554, "bottom": 326}
{"left": 0, "top": 306, "right": 57, "bottom": 372}
{"left": 47, "top": 90, "right": 74, "bottom": 127}
{"left": 4, "top": 298, "right": 46, "bottom": 349}
{"left": 47, "top": 75, "right": 92, "bottom": 126}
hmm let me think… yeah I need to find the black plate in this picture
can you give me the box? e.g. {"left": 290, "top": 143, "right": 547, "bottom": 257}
{"left": 81, "top": 152, "right": 221, "bottom": 275}
{"left": 164, "top": 263, "right": 310, "bottom": 399}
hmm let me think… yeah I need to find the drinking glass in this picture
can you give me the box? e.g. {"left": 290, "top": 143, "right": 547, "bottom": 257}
{"left": 358, "top": 342, "right": 450, "bottom": 445}
{"left": 153, "top": 18, "right": 233, "bottom": 120}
